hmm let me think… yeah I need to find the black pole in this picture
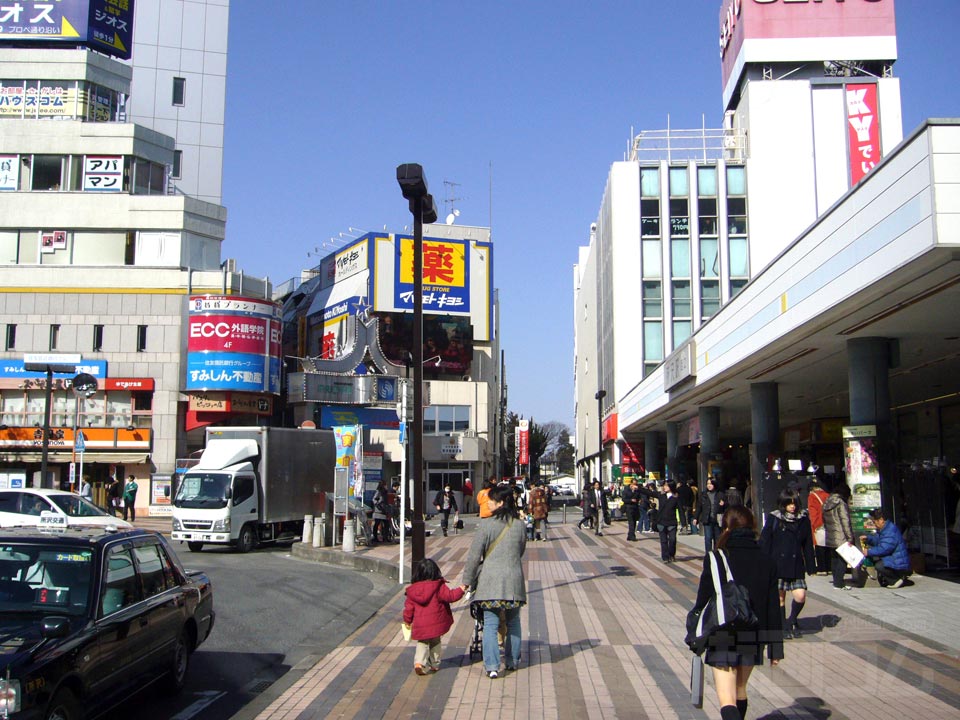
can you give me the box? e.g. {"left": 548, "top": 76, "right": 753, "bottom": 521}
{"left": 40, "top": 366, "right": 54, "bottom": 488}
{"left": 411, "top": 196, "right": 426, "bottom": 567}
{"left": 595, "top": 389, "right": 606, "bottom": 483}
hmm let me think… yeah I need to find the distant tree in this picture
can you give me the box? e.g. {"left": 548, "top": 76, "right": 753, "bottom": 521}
{"left": 555, "top": 427, "right": 575, "bottom": 475}
{"left": 528, "top": 421, "right": 569, "bottom": 481}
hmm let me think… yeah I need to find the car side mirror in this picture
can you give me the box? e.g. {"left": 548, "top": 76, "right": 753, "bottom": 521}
{"left": 41, "top": 616, "right": 71, "bottom": 639}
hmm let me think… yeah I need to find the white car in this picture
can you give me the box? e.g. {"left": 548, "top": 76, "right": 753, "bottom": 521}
{"left": 0, "top": 488, "right": 133, "bottom": 529}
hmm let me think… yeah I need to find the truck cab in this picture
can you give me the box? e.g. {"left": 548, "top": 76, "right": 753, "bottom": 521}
{"left": 171, "top": 440, "right": 261, "bottom": 552}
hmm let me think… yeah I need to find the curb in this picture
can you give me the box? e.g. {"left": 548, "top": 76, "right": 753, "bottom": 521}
{"left": 291, "top": 542, "right": 401, "bottom": 582}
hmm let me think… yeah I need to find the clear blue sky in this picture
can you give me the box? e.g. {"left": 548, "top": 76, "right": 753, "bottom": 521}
{"left": 221, "top": 1, "right": 960, "bottom": 432}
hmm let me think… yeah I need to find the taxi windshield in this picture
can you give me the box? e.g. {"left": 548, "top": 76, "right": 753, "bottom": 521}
{"left": 0, "top": 544, "right": 94, "bottom": 614}
{"left": 49, "top": 494, "right": 111, "bottom": 518}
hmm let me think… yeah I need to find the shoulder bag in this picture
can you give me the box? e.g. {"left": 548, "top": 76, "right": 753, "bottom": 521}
{"left": 684, "top": 550, "right": 758, "bottom": 655}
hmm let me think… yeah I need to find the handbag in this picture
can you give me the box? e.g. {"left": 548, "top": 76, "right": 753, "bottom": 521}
{"left": 454, "top": 512, "right": 464, "bottom": 530}
{"left": 690, "top": 654, "right": 704, "bottom": 708}
{"left": 684, "top": 550, "right": 759, "bottom": 654}
{"left": 401, "top": 622, "right": 412, "bottom": 641}
{"left": 814, "top": 525, "right": 826, "bottom": 546}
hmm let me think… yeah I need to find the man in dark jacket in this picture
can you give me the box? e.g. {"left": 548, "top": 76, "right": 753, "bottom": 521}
{"left": 637, "top": 481, "right": 681, "bottom": 562}
{"left": 861, "top": 508, "right": 911, "bottom": 588}
{"left": 621, "top": 479, "right": 642, "bottom": 541}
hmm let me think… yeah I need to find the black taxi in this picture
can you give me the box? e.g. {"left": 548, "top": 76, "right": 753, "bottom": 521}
{"left": 0, "top": 525, "right": 214, "bottom": 720}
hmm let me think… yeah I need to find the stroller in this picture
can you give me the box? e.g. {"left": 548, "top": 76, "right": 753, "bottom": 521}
{"left": 468, "top": 601, "right": 484, "bottom": 659}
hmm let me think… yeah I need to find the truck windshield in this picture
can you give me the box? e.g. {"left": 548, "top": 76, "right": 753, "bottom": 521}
{"left": 173, "top": 473, "right": 231, "bottom": 509}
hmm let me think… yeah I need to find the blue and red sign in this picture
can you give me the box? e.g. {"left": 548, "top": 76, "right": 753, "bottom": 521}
{"left": 0, "top": 1, "right": 136, "bottom": 60}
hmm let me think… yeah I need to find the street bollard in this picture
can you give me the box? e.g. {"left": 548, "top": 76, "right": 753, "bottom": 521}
{"left": 318, "top": 515, "right": 327, "bottom": 547}
{"left": 302, "top": 515, "right": 314, "bottom": 545}
{"left": 312, "top": 518, "right": 323, "bottom": 548}
{"left": 563, "top": 504, "right": 567, "bottom": 524}
{"left": 342, "top": 520, "right": 356, "bottom": 552}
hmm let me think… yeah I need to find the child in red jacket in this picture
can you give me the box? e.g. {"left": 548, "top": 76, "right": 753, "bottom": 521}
{"left": 403, "top": 558, "right": 467, "bottom": 675}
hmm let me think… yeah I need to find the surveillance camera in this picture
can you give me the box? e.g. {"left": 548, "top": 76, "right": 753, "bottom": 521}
{"left": 590, "top": 223, "right": 597, "bottom": 232}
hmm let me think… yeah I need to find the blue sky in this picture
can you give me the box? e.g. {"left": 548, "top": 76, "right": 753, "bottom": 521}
{"left": 221, "top": 1, "right": 960, "bottom": 432}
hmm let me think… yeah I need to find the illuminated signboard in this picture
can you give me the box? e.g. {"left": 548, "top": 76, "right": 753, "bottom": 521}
{"left": 0, "top": 0, "right": 136, "bottom": 60}
{"left": 186, "top": 295, "right": 282, "bottom": 394}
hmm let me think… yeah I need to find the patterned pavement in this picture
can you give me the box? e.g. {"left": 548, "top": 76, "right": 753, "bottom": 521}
{"left": 231, "top": 516, "right": 960, "bottom": 720}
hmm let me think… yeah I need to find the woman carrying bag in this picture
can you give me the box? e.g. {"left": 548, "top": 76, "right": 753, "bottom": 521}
{"left": 692, "top": 506, "right": 782, "bottom": 720}
{"left": 462, "top": 484, "right": 527, "bottom": 679}
{"left": 759, "top": 490, "right": 816, "bottom": 639}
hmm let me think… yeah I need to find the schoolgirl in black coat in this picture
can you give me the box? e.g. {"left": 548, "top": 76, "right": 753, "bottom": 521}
{"left": 759, "top": 490, "right": 816, "bottom": 639}
{"left": 693, "top": 506, "right": 783, "bottom": 720}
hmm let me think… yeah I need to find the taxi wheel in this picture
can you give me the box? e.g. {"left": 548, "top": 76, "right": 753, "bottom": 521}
{"left": 45, "top": 689, "right": 80, "bottom": 720}
{"left": 236, "top": 524, "right": 257, "bottom": 554}
{"left": 187, "top": 541, "right": 204, "bottom": 552}
{"left": 166, "top": 628, "right": 191, "bottom": 692}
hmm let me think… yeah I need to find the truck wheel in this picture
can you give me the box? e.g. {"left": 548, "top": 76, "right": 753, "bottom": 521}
{"left": 236, "top": 524, "right": 257, "bottom": 553}
{"left": 187, "top": 542, "right": 204, "bottom": 552}
{"left": 45, "top": 689, "right": 80, "bottom": 720}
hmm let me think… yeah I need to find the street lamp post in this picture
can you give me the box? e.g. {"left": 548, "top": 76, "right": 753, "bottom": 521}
{"left": 396, "top": 164, "right": 438, "bottom": 569}
{"left": 24, "top": 354, "right": 81, "bottom": 489}
{"left": 595, "top": 389, "right": 606, "bottom": 484}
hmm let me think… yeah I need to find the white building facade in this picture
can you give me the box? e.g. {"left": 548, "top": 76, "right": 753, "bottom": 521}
{"left": 575, "top": 0, "right": 960, "bottom": 563}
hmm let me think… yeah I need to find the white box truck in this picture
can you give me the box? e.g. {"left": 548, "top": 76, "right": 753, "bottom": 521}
{"left": 171, "top": 426, "right": 335, "bottom": 553}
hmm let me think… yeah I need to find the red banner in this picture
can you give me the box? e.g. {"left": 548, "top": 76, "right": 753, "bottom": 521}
{"left": 517, "top": 421, "right": 529, "bottom": 466}
{"left": 847, "top": 83, "right": 881, "bottom": 186}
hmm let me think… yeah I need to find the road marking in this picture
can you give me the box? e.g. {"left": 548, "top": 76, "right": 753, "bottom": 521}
{"left": 169, "top": 691, "right": 226, "bottom": 720}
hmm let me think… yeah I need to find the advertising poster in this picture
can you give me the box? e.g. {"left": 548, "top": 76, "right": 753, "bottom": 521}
{"left": 0, "top": 155, "right": 18, "bottom": 190}
{"left": 83, "top": 156, "right": 123, "bottom": 192}
{"left": 395, "top": 237, "right": 471, "bottom": 313}
{"left": 333, "top": 425, "right": 360, "bottom": 498}
{"left": 846, "top": 83, "right": 881, "bottom": 185}
{"left": 844, "top": 429, "right": 881, "bottom": 535}
{"left": 0, "top": 0, "right": 136, "bottom": 60}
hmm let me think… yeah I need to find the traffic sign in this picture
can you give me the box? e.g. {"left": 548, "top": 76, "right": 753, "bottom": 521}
{"left": 75, "top": 431, "right": 86, "bottom": 453}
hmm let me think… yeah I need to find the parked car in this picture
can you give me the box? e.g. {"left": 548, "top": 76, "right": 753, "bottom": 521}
{"left": 0, "top": 525, "right": 214, "bottom": 720}
{"left": 0, "top": 489, "right": 132, "bottom": 530}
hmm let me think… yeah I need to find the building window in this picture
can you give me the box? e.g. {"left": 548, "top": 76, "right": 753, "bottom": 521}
{"left": 698, "top": 166, "right": 718, "bottom": 236}
{"left": 4, "top": 324, "right": 15, "bottom": 351}
{"left": 643, "top": 321, "right": 663, "bottom": 376}
{"left": 642, "top": 239, "right": 661, "bottom": 279}
{"left": 642, "top": 281, "right": 662, "bottom": 318}
{"left": 93, "top": 325, "right": 104, "bottom": 351}
{"left": 136, "top": 325, "right": 147, "bottom": 352}
{"left": 671, "top": 239, "right": 690, "bottom": 279}
{"left": 423, "top": 405, "right": 470, "bottom": 434}
{"left": 640, "top": 168, "right": 661, "bottom": 237}
{"left": 172, "top": 77, "right": 186, "bottom": 106}
{"left": 30, "top": 155, "right": 66, "bottom": 191}
{"left": 672, "top": 280, "right": 692, "bottom": 349}
{"left": 727, "top": 166, "right": 749, "bottom": 296}
{"left": 702, "top": 280, "right": 721, "bottom": 319}
{"left": 172, "top": 150, "right": 182, "bottom": 180}
{"left": 49, "top": 324, "right": 60, "bottom": 350}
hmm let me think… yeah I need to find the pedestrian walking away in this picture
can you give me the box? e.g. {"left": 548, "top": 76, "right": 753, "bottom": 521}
{"left": 528, "top": 480, "right": 549, "bottom": 541}
{"left": 461, "top": 484, "right": 527, "bottom": 679}
{"left": 578, "top": 483, "right": 595, "bottom": 530}
{"left": 807, "top": 480, "right": 831, "bottom": 574}
{"left": 371, "top": 480, "right": 392, "bottom": 543}
{"left": 759, "top": 490, "right": 815, "bottom": 639}
{"left": 690, "top": 505, "right": 783, "bottom": 720}
{"left": 676, "top": 477, "right": 693, "bottom": 534}
{"left": 122, "top": 474, "right": 138, "bottom": 522}
{"left": 402, "top": 558, "right": 467, "bottom": 675}
{"left": 637, "top": 480, "right": 681, "bottom": 562}
{"left": 822, "top": 484, "right": 855, "bottom": 589}
{"left": 477, "top": 477, "right": 497, "bottom": 519}
{"left": 433, "top": 485, "right": 458, "bottom": 537}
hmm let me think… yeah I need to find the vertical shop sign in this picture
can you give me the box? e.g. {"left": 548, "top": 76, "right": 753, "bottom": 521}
{"left": 846, "top": 83, "right": 881, "bottom": 186}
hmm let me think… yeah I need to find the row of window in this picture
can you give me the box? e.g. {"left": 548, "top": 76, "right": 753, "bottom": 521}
{"left": 0, "top": 153, "right": 179, "bottom": 193}
{"left": 423, "top": 405, "right": 471, "bottom": 434}
{"left": 0, "top": 389, "right": 152, "bottom": 429}
{"left": 5, "top": 324, "right": 148, "bottom": 353}
{"left": 0, "top": 76, "right": 186, "bottom": 121}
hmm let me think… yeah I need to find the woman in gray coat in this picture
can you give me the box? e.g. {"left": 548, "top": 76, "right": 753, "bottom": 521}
{"left": 822, "top": 484, "right": 855, "bottom": 589}
{"left": 462, "top": 484, "right": 526, "bottom": 679}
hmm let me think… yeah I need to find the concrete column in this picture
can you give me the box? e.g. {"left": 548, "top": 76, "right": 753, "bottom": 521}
{"left": 698, "top": 407, "right": 720, "bottom": 488}
{"left": 750, "top": 382, "right": 779, "bottom": 518}
{"left": 666, "top": 422, "right": 679, "bottom": 480}
{"left": 644, "top": 431, "right": 662, "bottom": 478}
{"left": 847, "top": 337, "right": 895, "bottom": 513}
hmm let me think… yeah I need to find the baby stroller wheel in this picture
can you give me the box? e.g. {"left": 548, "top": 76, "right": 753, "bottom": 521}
{"left": 469, "top": 602, "right": 483, "bottom": 659}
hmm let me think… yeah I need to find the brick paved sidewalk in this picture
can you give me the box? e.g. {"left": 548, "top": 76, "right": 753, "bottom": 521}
{"left": 236, "top": 518, "right": 960, "bottom": 720}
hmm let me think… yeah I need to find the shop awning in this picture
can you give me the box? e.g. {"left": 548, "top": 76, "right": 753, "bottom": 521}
{"left": 0, "top": 452, "right": 150, "bottom": 465}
